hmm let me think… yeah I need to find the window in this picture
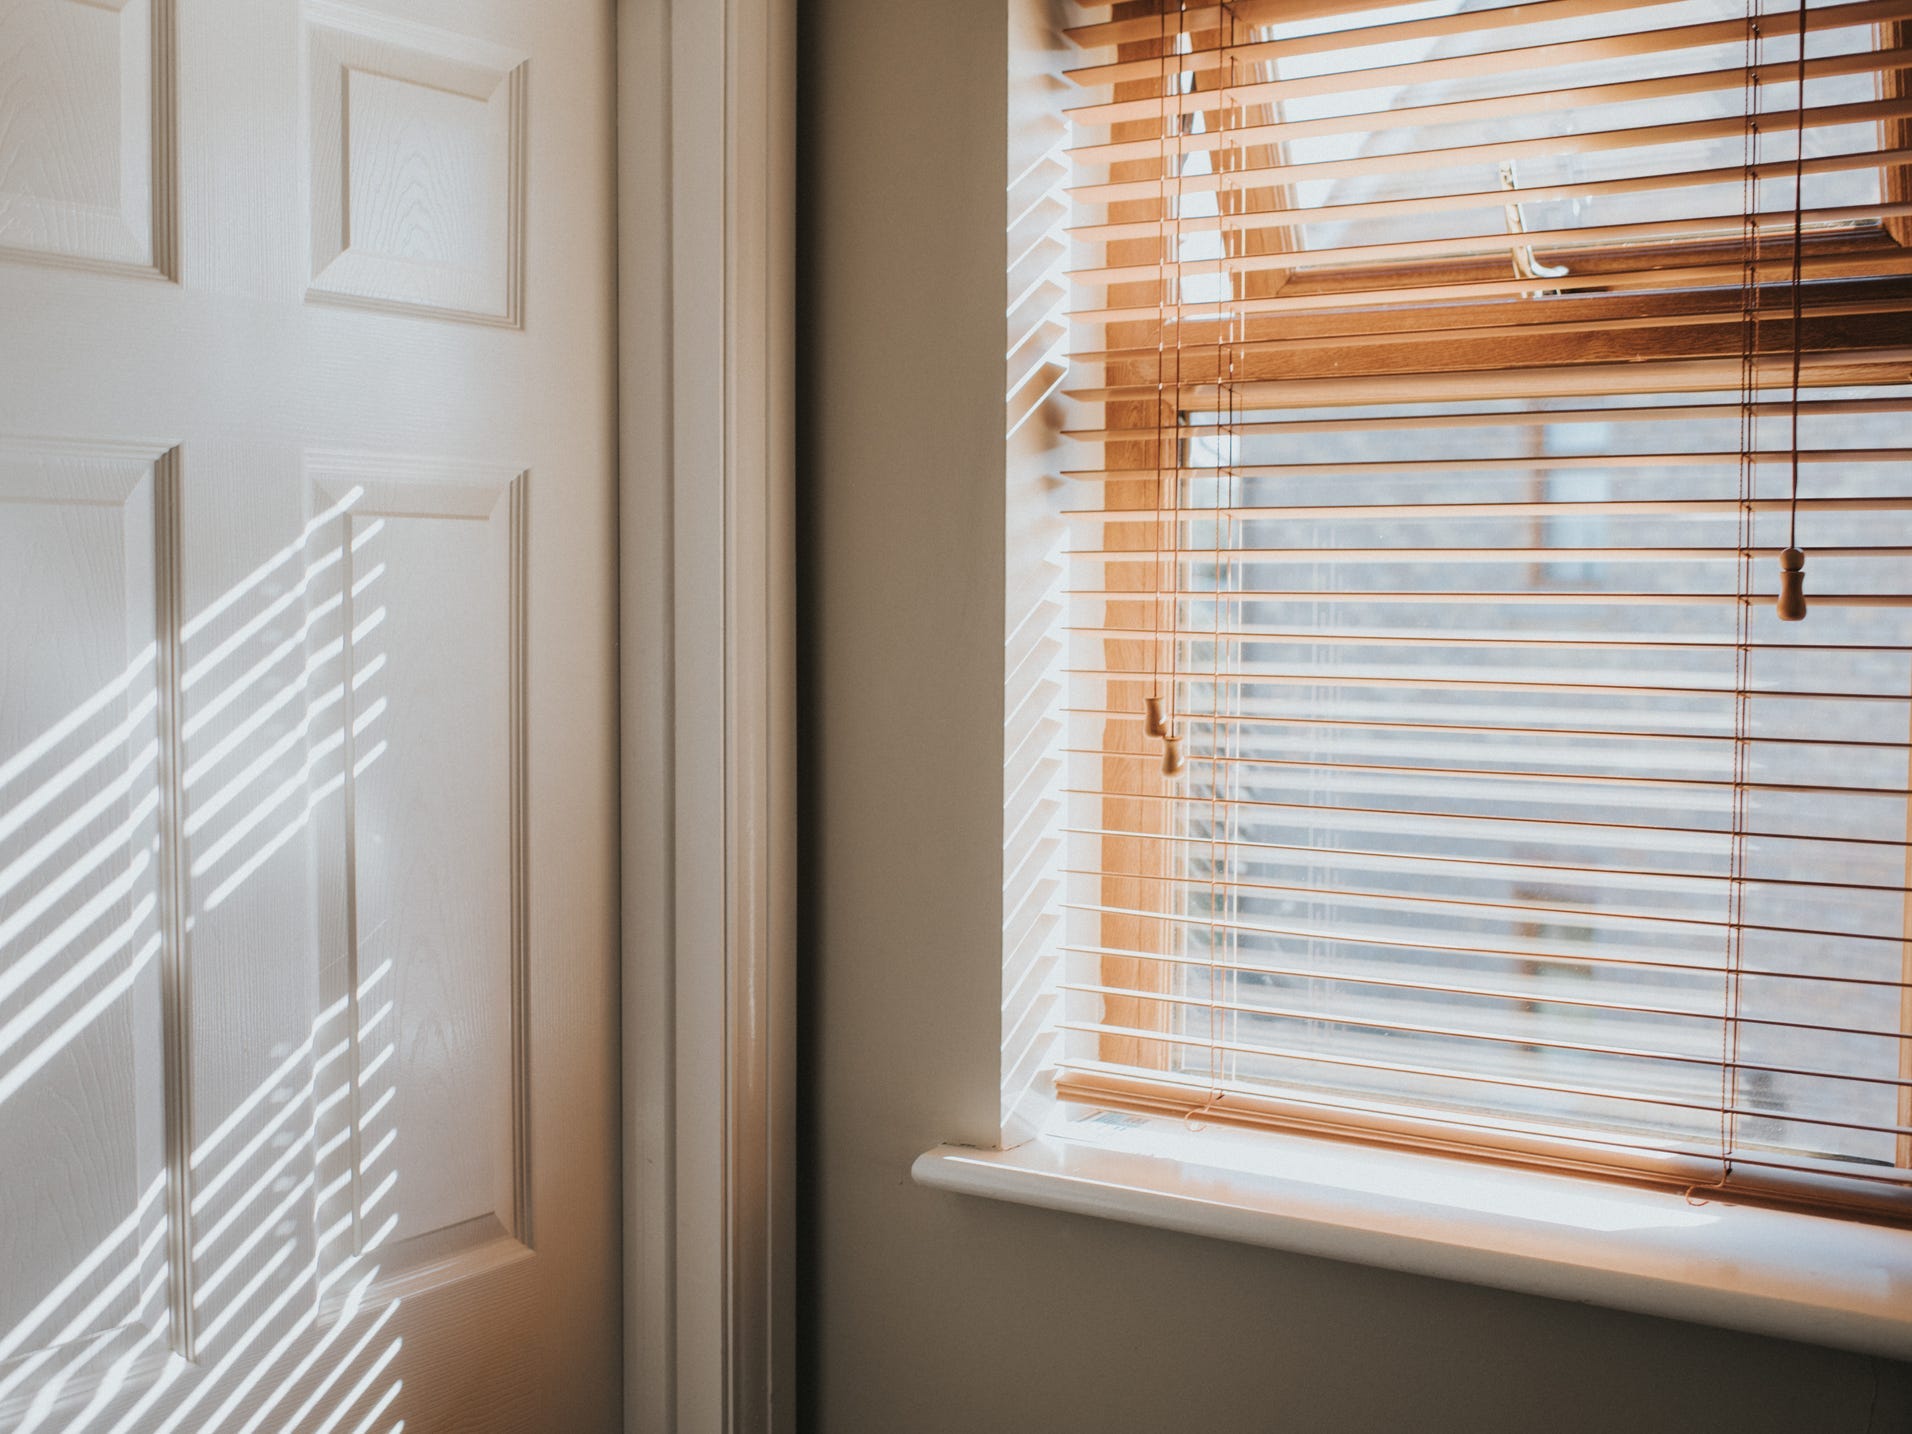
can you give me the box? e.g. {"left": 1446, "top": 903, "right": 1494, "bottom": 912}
{"left": 1048, "top": 0, "right": 1912, "bottom": 1221}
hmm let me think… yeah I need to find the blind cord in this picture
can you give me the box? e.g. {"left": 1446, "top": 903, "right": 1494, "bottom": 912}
{"left": 1157, "top": 1, "right": 1192, "bottom": 777}
{"left": 1145, "top": 1, "right": 1177, "bottom": 751}
{"left": 1777, "top": 0, "right": 1811, "bottom": 621}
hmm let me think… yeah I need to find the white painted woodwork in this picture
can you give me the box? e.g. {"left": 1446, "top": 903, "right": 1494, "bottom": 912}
{"left": 0, "top": 0, "right": 619, "bottom": 1429}
{"left": 305, "top": 5, "right": 524, "bottom": 325}
{"left": 305, "top": 455, "right": 529, "bottom": 1300}
{"left": 0, "top": 0, "right": 174, "bottom": 276}
{"left": 0, "top": 442, "right": 173, "bottom": 1381}
{"left": 617, "top": 0, "right": 798, "bottom": 1427}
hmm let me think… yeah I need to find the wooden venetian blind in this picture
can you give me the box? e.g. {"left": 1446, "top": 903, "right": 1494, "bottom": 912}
{"left": 1055, "top": 0, "right": 1912, "bottom": 1219}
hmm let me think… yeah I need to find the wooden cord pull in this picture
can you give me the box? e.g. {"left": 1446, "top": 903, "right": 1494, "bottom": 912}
{"left": 1144, "top": 695, "right": 1167, "bottom": 738}
{"left": 1160, "top": 733, "right": 1185, "bottom": 777}
{"left": 1776, "top": 546, "right": 1806, "bottom": 622}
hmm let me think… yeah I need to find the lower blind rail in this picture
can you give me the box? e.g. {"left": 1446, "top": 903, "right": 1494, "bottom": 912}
{"left": 1053, "top": 1067, "right": 1912, "bottom": 1222}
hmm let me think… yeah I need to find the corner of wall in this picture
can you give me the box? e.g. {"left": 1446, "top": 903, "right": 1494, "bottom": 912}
{"left": 1001, "top": 0, "right": 1078, "bottom": 1148}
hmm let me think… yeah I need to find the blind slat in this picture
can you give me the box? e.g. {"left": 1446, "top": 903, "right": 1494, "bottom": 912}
{"left": 1072, "top": 255, "right": 1912, "bottom": 330}
{"left": 1061, "top": 981, "right": 1912, "bottom": 1069}
{"left": 1075, "top": 752, "right": 1906, "bottom": 808}
{"left": 1068, "top": 393, "right": 1912, "bottom": 440}
{"left": 1063, "top": 827, "right": 1912, "bottom": 894}
{"left": 1065, "top": 860, "right": 1912, "bottom": 942}
{"left": 1066, "top": 48, "right": 1912, "bottom": 165}
{"left": 1075, "top": 25, "right": 1905, "bottom": 149}
{"left": 1064, "top": 945, "right": 1912, "bottom": 1006}
{"left": 1074, "top": 295, "right": 1912, "bottom": 364}
{"left": 1065, "top": 667, "right": 1912, "bottom": 700}
{"left": 1067, "top": 0, "right": 1704, "bottom": 78}
{"left": 1066, "top": 708, "right": 1912, "bottom": 749}
{"left": 1063, "top": 788, "right": 1912, "bottom": 848}
{"left": 1055, "top": 1023, "right": 1912, "bottom": 1124}
{"left": 1069, "top": 623, "right": 1912, "bottom": 652}
{"left": 1070, "top": 97, "right": 1912, "bottom": 204}
{"left": 1071, "top": 147, "right": 1911, "bottom": 244}
{"left": 1072, "top": 210, "right": 1912, "bottom": 285}
{"left": 1067, "top": 0, "right": 1909, "bottom": 126}
{"left": 1067, "top": 543, "right": 1912, "bottom": 559}
{"left": 1068, "top": 451, "right": 1912, "bottom": 477}
{"left": 1067, "top": 586, "right": 1912, "bottom": 604}
{"left": 1063, "top": 864, "right": 1912, "bottom": 944}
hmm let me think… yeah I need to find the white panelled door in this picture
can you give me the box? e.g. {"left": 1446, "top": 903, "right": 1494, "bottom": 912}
{"left": 0, "top": 0, "right": 620, "bottom": 1428}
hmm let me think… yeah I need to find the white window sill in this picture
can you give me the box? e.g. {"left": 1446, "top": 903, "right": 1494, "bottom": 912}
{"left": 912, "top": 1117, "right": 1912, "bottom": 1360}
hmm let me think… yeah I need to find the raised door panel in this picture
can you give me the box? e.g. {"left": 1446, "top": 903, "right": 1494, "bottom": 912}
{"left": 0, "top": 0, "right": 173, "bottom": 275}
{"left": 0, "top": 441, "right": 176, "bottom": 1398}
{"left": 307, "top": 454, "right": 528, "bottom": 1307}
{"left": 305, "top": 3, "right": 524, "bottom": 326}
{"left": 171, "top": 442, "right": 331, "bottom": 1383}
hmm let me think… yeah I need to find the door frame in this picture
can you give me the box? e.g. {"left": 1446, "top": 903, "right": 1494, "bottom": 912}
{"left": 617, "top": 2, "right": 797, "bottom": 1432}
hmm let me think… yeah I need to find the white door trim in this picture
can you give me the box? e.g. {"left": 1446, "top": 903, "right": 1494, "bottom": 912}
{"left": 617, "top": 0, "right": 797, "bottom": 1430}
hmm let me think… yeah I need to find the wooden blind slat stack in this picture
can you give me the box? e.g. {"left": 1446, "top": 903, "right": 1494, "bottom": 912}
{"left": 1055, "top": 0, "right": 1912, "bottom": 1219}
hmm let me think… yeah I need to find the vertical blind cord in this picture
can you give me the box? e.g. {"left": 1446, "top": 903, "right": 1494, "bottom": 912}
{"left": 1778, "top": 0, "right": 1813, "bottom": 619}
{"left": 1147, "top": 3, "right": 1174, "bottom": 745}
{"left": 1788, "top": 0, "right": 1808, "bottom": 549}
{"left": 1161, "top": 0, "right": 1190, "bottom": 775}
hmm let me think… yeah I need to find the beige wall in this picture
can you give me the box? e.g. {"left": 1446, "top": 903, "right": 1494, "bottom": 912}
{"left": 793, "top": 2, "right": 1912, "bottom": 1429}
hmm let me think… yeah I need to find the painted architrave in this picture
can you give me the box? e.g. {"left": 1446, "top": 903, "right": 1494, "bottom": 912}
{"left": 617, "top": 0, "right": 796, "bottom": 1430}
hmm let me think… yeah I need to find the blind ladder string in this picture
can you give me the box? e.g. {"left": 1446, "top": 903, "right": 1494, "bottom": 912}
{"left": 1202, "top": 14, "right": 1242, "bottom": 1121}
{"left": 1181, "top": 2, "right": 1237, "bottom": 1129}
{"left": 1697, "top": 0, "right": 1766, "bottom": 1201}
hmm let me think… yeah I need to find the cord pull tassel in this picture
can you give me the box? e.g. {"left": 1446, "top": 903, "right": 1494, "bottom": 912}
{"left": 1776, "top": 546, "right": 1807, "bottom": 622}
{"left": 1144, "top": 695, "right": 1167, "bottom": 738}
{"left": 1160, "top": 734, "right": 1185, "bottom": 778}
